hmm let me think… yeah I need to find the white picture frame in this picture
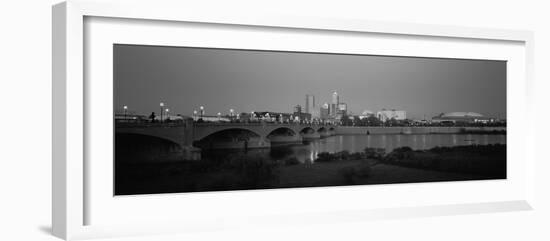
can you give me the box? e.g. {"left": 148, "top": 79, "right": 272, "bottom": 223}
{"left": 52, "top": 1, "right": 535, "bottom": 240}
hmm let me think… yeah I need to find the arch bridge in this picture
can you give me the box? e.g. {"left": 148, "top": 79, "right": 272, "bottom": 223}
{"left": 115, "top": 121, "right": 336, "bottom": 160}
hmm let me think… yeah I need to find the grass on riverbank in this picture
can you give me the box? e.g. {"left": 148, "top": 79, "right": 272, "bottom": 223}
{"left": 381, "top": 144, "right": 506, "bottom": 178}
{"left": 115, "top": 144, "right": 506, "bottom": 195}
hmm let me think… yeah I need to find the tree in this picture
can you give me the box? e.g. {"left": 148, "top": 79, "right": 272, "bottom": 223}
{"left": 366, "top": 116, "right": 382, "bottom": 126}
{"left": 341, "top": 115, "right": 353, "bottom": 126}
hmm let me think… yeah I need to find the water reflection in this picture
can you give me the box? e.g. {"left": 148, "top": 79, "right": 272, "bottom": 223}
{"left": 202, "top": 134, "right": 506, "bottom": 164}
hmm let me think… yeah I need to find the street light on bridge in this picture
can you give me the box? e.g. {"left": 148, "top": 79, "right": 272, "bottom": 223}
{"left": 230, "top": 109, "right": 234, "bottom": 121}
{"left": 199, "top": 106, "right": 204, "bottom": 120}
{"left": 165, "top": 108, "right": 170, "bottom": 121}
{"left": 193, "top": 110, "right": 198, "bottom": 121}
{"left": 160, "top": 102, "right": 164, "bottom": 123}
{"left": 217, "top": 112, "right": 221, "bottom": 122}
{"left": 123, "top": 105, "right": 128, "bottom": 121}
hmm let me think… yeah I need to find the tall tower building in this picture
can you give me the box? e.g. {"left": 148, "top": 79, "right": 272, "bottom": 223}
{"left": 331, "top": 91, "right": 339, "bottom": 117}
{"left": 305, "top": 94, "right": 316, "bottom": 114}
{"left": 320, "top": 102, "right": 330, "bottom": 120}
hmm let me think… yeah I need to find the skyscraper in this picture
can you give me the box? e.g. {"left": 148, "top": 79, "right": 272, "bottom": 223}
{"left": 331, "top": 91, "right": 339, "bottom": 117}
{"left": 305, "top": 94, "right": 315, "bottom": 114}
{"left": 305, "top": 94, "right": 320, "bottom": 120}
{"left": 320, "top": 102, "right": 330, "bottom": 120}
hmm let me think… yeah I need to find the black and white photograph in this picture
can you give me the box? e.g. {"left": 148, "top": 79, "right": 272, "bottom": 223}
{"left": 114, "top": 44, "right": 507, "bottom": 195}
{"left": 6, "top": 0, "right": 550, "bottom": 240}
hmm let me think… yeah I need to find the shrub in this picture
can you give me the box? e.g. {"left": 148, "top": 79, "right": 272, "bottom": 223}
{"left": 316, "top": 152, "right": 337, "bottom": 162}
{"left": 337, "top": 151, "right": 351, "bottom": 160}
{"left": 383, "top": 146, "right": 415, "bottom": 163}
{"left": 393, "top": 146, "right": 413, "bottom": 153}
{"left": 364, "top": 147, "right": 386, "bottom": 160}
{"left": 383, "top": 152, "right": 399, "bottom": 163}
{"left": 350, "top": 152, "right": 363, "bottom": 160}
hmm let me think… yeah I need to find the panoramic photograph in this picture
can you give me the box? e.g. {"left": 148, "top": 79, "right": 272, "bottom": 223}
{"left": 113, "top": 44, "right": 507, "bottom": 195}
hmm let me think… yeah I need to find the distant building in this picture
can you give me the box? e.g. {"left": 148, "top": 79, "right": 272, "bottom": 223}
{"left": 305, "top": 94, "right": 320, "bottom": 120}
{"left": 293, "top": 112, "right": 312, "bottom": 122}
{"left": 294, "top": 105, "right": 302, "bottom": 114}
{"left": 358, "top": 110, "right": 375, "bottom": 120}
{"left": 195, "top": 115, "right": 230, "bottom": 122}
{"left": 290, "top": 104, "right": 310, "bottom": 121}
{"left": 305, "top": 95, "right": 315, "bottom": 114}
{"left": 431, "top": 112, "right": 493, "bottom": 124}
{"left": 245, "top": 111, "right": 285, "bottom": 122}
{"left": 377, "top": 109, "right": 407, "bottom": 122}
{"left": 337, "top": 102, "right": 348, "bottom": 116}
{"left": 412, "top": 119, "right": 429, "bottom": 125}
{"left": 330, "top": 91, "right": 339, "bottom": 117}
{"left": 310, "top": 108, "right": 320, "bottom": 120}
{"left": 320, "top": 103, "right": 330, "bottom": 120}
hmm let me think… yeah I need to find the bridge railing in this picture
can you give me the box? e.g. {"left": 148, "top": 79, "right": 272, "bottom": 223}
{"left": 115, "top": 122, "right": 188, "bottom": 128}
{"left": 193, "top": 122, "right": 332, "bottom": 127}
{"left": 115, "top": 121, "right": 336, "bottom": 128}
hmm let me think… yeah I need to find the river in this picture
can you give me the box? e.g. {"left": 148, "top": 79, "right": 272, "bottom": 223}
{"left": 201, "top": 134, "right": 506, "bottom": 163}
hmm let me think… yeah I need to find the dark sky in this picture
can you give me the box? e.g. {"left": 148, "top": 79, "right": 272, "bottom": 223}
{"left": 114, "top": 44, "right": 506, "bottom": 120}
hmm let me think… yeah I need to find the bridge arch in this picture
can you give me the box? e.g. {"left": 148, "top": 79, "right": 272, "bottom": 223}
{"left": 193, "top": 128, "right": 264, "bottom": 150}
{"left": 266, "top": 127, "right": 301, "bottom": 144}
{"left": 266, "top": 127, "right": 297, "bottom": 137}
{"left": 193, "top": 126, "right": 263, "bottom": 141}
{"left": 317, "top": 127, "right": 327, "bottom": 132}
{"left": 299, "top": 126, "right": 316, "bottom": 134}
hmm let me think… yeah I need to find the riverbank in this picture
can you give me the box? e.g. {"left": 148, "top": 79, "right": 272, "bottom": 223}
{"left": 115, "top": 144, "right": 506, "bottom": 195}
{"left": 276, "top": 160, "right": 484, "bottom": 188}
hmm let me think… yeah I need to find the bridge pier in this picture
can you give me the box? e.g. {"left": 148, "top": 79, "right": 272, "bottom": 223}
{"left": 319, "top": 131, "right": 331, "bottom": 138}
{"left": 181, "top": 145, "right": 202, "bottom": 161}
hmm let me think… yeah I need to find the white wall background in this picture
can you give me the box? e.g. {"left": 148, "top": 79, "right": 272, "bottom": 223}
{"left": 0, "top": 0, "right": 548, "bottom": 240}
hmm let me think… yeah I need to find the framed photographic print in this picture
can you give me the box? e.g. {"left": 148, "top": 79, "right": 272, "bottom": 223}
{"left": 53, "top": 0, "right": 535, "bottom": 240}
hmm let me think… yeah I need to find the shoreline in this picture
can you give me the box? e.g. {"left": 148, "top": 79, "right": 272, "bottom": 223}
{"left": 115, "top": 144, "right": 506, "bottom": 195}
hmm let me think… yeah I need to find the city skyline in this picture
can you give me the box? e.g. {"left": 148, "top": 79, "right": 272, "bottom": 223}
{"left": 114, "top": 44, "right": 506, "bottom": 120}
